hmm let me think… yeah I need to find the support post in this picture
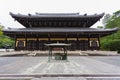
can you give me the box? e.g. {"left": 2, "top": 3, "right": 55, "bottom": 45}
{"left": 65, "top": 47, "right": 67, "bottom": 60}
{"left": 25, "top": 35, "right": 27, "bottom": 50}
{"left": 98, "top": 35, "right": 100, "bottom": 50}
{"left": 14, "top": 36, "right": 17, "bottom": 50}
{"left": 48, "top": 47, "right": 51, "bottom": 62}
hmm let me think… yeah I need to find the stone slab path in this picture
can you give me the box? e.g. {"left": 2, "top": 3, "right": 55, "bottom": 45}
{"left": 0, "top": 56, "right": 120, "bottom": 80}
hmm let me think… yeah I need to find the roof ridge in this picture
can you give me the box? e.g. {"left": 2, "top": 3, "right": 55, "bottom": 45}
{"left": 35, "top": 12, "right": 80, "bottom": 15}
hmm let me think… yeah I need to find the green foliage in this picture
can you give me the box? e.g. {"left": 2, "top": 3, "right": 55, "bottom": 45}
{"left": 109, "top": 40, "right": 120, "bottom": 53}
{"left": 97, "top": 26, "right": 103, "bottom": 28}
{"left": 106, "top": 10, "right": 120, "bottom": 28}
{"left": 0, "top": 25, "right": 14, "bottom": 48}
{"left": 114, "top": 10, "right": 120, "bottom": 15}
{"left": 0, "top": 35, "right": 14, "bottom": 48}
{"left": 102, "top": 13, "right": 111, "bottom": 26}
{"left": 0, "top": 25, "right": 3, "bottom": 35}
{"left": 101, "top": 40, "right": 120, "bottom": 53}
{"left": 101, "top": 10, "right": 120, "bottom": 53}
{"left": 106, "top": 17, "right": 120, "bottom": 28}
{"left": 101, "top": 30, "right": 120, "bottom": 53}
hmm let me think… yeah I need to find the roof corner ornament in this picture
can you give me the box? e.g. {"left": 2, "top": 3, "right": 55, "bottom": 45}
{"left": 9, "top": 12, "right": 13, "bottom": 16}
{"left": 28, "top": 13, "right": 31, "bottom": 16}
{"left": 36, "top": 12, "right": 39, "bottom": 15}
{"left": 94, "top": 13, "right": 97, "bottom": 15}
{"left": 76, "top": 12, "right": 79, "bottom": 15}
{"left": 84, "top": 13, "right": 87, "bottom": 16}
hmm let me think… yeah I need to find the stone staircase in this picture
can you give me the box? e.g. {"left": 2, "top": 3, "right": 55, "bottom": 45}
{"left": 0, "top": 50, "right": 119, "bottom": 57}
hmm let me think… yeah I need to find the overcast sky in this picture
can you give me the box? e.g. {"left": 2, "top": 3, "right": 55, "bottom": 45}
{"left": 0, "top": 0, "right": 120, "bottom": 28}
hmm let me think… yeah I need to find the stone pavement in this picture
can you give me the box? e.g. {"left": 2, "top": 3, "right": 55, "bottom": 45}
{"left": 0, "top": 56, "right": 120, "bottom": 79}
{"left": 0, "top": 56, "right": 120, "bottom": 74}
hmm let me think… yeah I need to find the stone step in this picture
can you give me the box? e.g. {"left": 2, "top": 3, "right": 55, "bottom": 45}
{"left": 0, "top": 77, "right": 120, "bottom": 80}
{"left": 0, "top": 77, "right": 32, "bottom": 80}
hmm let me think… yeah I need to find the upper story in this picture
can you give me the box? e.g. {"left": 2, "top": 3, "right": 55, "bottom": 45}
{"left": 10, "top": 12, "right": 104, "bottom": 28}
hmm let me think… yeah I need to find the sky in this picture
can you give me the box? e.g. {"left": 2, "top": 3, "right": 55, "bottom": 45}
{"left": 0, "top": 0, "right": 120, "bottom": 28}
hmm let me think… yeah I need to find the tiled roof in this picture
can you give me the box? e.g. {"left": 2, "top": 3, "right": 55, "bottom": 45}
{"left": 3, "top": 27, "right": 118, "bottom": 33}
{"left": 9, "top": 12, "right": 104, "bottom": 28}
{"left": 10, "top": 12, "right": 104, "bottom": 18}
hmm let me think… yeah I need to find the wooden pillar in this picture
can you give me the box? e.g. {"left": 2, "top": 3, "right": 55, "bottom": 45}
{"left": 48, "top": 47, "right": 51, "bottom": 62}
{"left": 14, "top": 35, "right": 17, "bottom": 50}
{"left": 48, "top": 34, "right": 50, "bottom": 43}
{"left": 65, "top": 33, "right": 67, "bottom": 43}
{"left": 98, "top": 34, "right": 100, "bottom": 50}
{"left": 88, "top": 34, "right": 90, "bottom": 50}
{"left": 88, "top": 37, "right": 90, "bottom": 50}
{"left": 76, "top": 33, "right": 79, "bottom": 50}
{"left": 36, "top": 37, "right": 39, "bottom": 50}
{"left": 25, "top": 34, "right": 27, "bottom": 50}
{"left": 65, "top": 47, "right": 67, "bottom": 60}
{"left": 77, "top": 37, "right": 79, "bottom": 50}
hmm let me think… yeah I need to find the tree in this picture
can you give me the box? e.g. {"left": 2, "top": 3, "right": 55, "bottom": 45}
{"left": 0, "top": 35, "right": 14, "bottom": 48}
{"left": 106, "top": 10, "right": 120, "bottom": 28}
{"left": 0, "top": 25, "right": 14, "bottom": 49}
{"left": 101, "top": 10, "right": 120, "bottom": 53}
{"left": 0, "top": 25, "right": 3, "bottom": 35}
{"left": 97, "top": 26, "right": 103, "bottom": 28}
{"left": 102, "top": 13, "right": 111, "bottom": 27}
